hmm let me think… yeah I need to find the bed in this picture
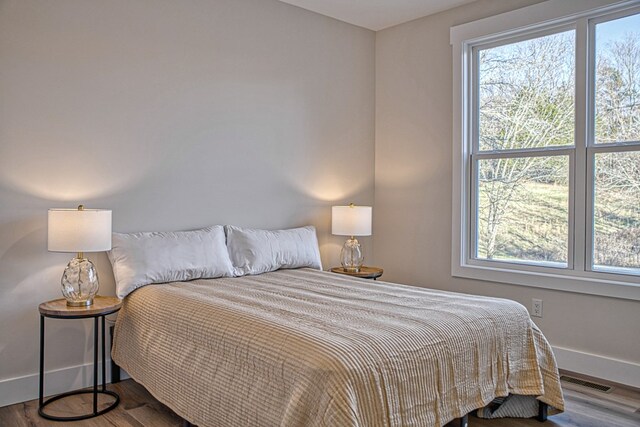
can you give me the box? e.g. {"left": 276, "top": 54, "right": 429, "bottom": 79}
{"left": 111, "top": 267, "right": 564, "bottom": 427}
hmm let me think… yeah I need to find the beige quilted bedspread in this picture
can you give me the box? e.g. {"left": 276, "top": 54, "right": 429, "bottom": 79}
{"left": 112, "top": 268, "right": 564, "bottom": 427}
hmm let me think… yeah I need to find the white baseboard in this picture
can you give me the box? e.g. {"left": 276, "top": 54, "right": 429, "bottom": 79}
{"left": 0, "top": 359, "right": 129, "bottom": 408}
{"left": 553, "top": 346, "right": 640, "bottom": 388}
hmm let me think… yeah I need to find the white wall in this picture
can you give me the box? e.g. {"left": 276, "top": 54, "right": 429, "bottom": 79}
{"left": 375, "top": 0, "right": 640, "bottom": 387}
{"left": 0, "top": 0, "right": 375, "bottom": 406}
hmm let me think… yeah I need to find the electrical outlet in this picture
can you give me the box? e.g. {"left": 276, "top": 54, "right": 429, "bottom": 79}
{"left": 531, "top": 298, "right": 543, "bottom": 318}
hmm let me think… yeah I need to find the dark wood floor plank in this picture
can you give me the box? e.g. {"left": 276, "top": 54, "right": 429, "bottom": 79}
{"left": 1, "top": 372, "right": 639, "bottom": 427}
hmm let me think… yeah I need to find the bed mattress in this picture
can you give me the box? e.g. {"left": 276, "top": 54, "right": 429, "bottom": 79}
{"left": 112, "top": 268, "right": 564, "bottom": 426}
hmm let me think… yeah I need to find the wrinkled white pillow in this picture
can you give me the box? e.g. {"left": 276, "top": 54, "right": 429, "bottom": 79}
{"left": 108, "top": 225, "right": 235, "bottom": 298}
{"left": 225, "top": 225, "right": 322, "bottom": 276}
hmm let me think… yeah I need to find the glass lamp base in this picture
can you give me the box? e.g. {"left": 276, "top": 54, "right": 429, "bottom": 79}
{"left": 66, "top": 299, "right": 94, "bottom": 307}
{"left": 340, "top": 237, "right": 364, "bottom": 273}
{"left": 61, "top": 257, "right": 99, "bottom": 307}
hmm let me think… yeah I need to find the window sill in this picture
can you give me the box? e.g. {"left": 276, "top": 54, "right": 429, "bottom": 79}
{"left": 452, "top": 262, "right": 640, "bottom": 301}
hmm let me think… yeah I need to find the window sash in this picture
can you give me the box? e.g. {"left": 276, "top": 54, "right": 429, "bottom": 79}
{"left": 586, "top": 144, "right": 640, "bottom": 276}
{"left": 470, "top": 26, "right": 577, "bottom": 271}
{"left": 585, "top": 6, "right": 640, "bottom": 275}
{"left": 469, "top": 150, "right": 575, "bottom": 268}
{"left": 589, "top": 7, "right": 640, "bottom": 147}
{"left": 471, "top": 24, "right": 577, "bottom": 155}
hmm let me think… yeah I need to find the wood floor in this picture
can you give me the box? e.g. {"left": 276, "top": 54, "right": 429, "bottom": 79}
{"left": 1, "top": 371, "right": 639, "bottom": 426}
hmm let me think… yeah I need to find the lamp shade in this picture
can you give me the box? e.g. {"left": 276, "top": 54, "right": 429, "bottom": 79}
{"left": 332, "top": 205, "right": 372, "bottom": 236}
{"left": 48, "top": 208, "right": 112, "bottom": 252}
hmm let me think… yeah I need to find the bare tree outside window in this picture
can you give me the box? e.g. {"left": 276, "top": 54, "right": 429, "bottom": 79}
{"left": 593, "top": 13, "right": 640, "bottom": 272}
{"left": 473, "top": 13, "right": 640, "bottom": 274}
{"left": 476, "top": 31, "right": 574, "bottom": 264}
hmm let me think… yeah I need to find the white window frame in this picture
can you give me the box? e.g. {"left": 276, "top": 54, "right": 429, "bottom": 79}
{"left": 451, "top": 0, "right": 640, "bottom": 301}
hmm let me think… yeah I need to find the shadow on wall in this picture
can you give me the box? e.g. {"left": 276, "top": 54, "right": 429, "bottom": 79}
{"left": 269, "top": 177, "right": 374, "bottom": 269}
{"left": 0, "top": 126, "right": 165, "bottom": 202}
{"left": 0, "top": 218, "right": 59, "bottom": 300}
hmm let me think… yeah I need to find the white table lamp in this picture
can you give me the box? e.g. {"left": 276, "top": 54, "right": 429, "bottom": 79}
{"left": 332, "top": 203, "right": 372, "bottom": 272}
{"left": 48, "top": 205, "right": 112, "bottom": 306}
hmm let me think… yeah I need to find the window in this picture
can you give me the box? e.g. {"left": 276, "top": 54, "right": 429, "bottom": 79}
{"left": 451, "top": 1, "right": 640, "bottom": 300}
{"left": 474, "top": 30, "right": 575, "bottom": 268}
{"left": 592, "top": 12, "right": 640, "bottom": 275}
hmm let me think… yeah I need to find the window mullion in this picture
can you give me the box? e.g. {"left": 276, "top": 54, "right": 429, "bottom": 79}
{"left": 474, "top": 148, "right": 574, "bottom": 160}
{"left": 573, "top": 17, "right": 589, "bottom": 273}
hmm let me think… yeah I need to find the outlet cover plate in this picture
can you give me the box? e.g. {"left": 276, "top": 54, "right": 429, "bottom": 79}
{"left": 532, "top": 298, "right": 543, "bottom": 318}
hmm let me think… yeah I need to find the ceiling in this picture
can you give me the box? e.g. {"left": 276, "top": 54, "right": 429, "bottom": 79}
{"left": 278, "top": 0, "right": 477, "bottom": 31}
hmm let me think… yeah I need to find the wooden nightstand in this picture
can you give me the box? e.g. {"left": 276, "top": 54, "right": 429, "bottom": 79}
{"left": 38, "top": 296, "right": 122, "bottom": 421}
{"left": 330, "top": 266, "right": 383, "bottom": 280}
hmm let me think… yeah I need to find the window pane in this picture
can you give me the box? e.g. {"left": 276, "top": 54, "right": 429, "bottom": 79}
{"left": 593, "top": 151, "right": 640, "bottom": 273}
{"left": 478, "top": 31, "right": 575, "bottom": 151}
{"left": 476, "top": 155, "right": 569, "bottom": 265}
{"left": 595, "top": 13, "right": 640, "bottom": 144}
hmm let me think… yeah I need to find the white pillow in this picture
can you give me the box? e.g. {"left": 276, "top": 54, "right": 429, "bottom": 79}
{"left": 107, "top": 225, "right": 235, "bottom": 298}
{"left": 225, "top": 225, "right": 322, "bottom": 276}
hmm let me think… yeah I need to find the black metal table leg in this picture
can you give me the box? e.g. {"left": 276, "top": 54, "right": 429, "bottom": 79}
{"left": 38, "top": 315, "right": 44, "bottom": 408}
{"left": 102, "top": 315, "right": 106, "bottom": 392}
{"left": 93, "top": 316, "right": 99, "bottom": 414}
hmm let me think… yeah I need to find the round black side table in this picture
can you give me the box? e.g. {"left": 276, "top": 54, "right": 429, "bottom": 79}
{"left": 38, "top": 296, "right": 122, "bottom": 421}
{"left": 330, "top": 266, "right": 384, "bottom": 280}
